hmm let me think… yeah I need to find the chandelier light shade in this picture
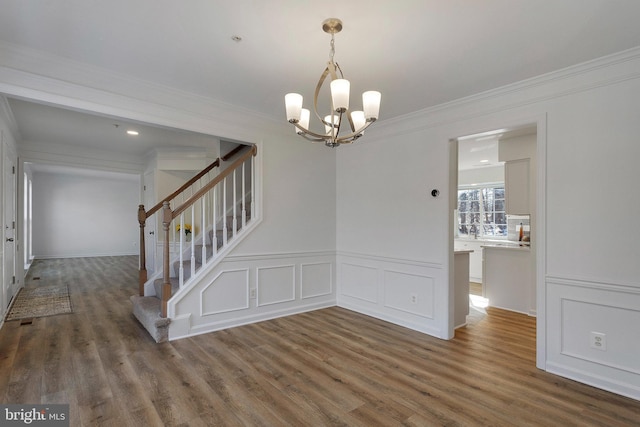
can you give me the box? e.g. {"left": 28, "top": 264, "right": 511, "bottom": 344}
{"left": 285, "top": 18, "right": 381, "bottom": 147}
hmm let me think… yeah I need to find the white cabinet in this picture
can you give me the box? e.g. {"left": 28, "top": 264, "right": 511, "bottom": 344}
{"left": 483, "top": 246, "right": 533, "bottom": 314}
{"left": 504, "top": 159, "right": 530, "bottom": 215}
{"left": 455, "top": 240, "right": 483, "bottom": 282}
{"left": 454, "top": 251, "right": 471, "bottom": 329}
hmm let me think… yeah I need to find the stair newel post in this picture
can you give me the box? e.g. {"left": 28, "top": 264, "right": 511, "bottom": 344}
{"left": 161, "top": 201, "right": 173, "bottom": 318}
{"left": 138, "top": 204, "right": 148, "bottom": 296}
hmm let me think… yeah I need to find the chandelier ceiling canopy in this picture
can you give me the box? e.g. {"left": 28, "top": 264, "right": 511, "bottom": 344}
{"left": 285, "top": 18, "right": 381, "bottom": 148}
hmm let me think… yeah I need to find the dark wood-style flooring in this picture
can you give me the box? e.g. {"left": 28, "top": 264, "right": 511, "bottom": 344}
{"left": 1, "top": 256, "right": 639, "bottom": 426}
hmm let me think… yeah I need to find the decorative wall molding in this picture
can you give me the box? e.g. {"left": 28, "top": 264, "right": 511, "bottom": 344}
{"left": 546, "top": 279, "right": 640, "bottom": 401}
{"left": 0, "top": 94, "right": 20, "bottom": 141}
{"left": 169, "top": 251, "right": 336, "bottom": 341}
{"left": 337, "top": 250, "right": 443, "bottom": 270}
{"left": 337, "top": 252, "right": 445, "bottom": 338}
{"left": 200, "top": 269, "right": 250, "bottom": 316}
{"left": 256, "top": 264, "right": 296, "bottom": 307}
{"left": 547, "top": 275, "right": 640, "bottom": 294}
{"left": 366, "top": 46, "right": 640, "bottom": 143}
{"left": 300, "top": 262, "right": 333, "bottom": 299}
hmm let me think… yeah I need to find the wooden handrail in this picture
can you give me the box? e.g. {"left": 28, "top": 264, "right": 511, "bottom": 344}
{"left": 145, "top": 143, "right": 246, "bottom": 218}
{"left": 221, "top": 144, "right": 245, "bottom": 162}
{"left": 159, "top": 144, "right": 256, "bottom": 316}
{"left": 172, "top": 145, "right": 256, "bottom": 219}
{"left": 137, "top": 143, "right": 253, "bottom": 295}
{"left": 145, "top": 158, "right": 220, "bottom": 218}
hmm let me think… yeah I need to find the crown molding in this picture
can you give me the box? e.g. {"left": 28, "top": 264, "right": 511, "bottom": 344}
{"left": 19, "top": 139, "right": 145, "bottom": 174}
{"left": 368, "top": 45, "right": 640, "bottom": 142}
{"left": 0, "top": 41, "right": 280, "bottom": 141}
{"left": 0, "top": 93, "right": 21, "bottom": 141}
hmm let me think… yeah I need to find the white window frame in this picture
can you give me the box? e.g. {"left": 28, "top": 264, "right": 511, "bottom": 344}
{"left": 457, "top": 183, "right": 507, "bottom": 239}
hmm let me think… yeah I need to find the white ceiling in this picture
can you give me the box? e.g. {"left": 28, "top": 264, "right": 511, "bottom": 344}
{"left": 2, "top": 0, "right": 640, "bottom": 163}
{"left": 457, "top": 126, "right": 536, "bottom": 171}
{"left": 8, "top": 98, "right": 220, "bottom": 155}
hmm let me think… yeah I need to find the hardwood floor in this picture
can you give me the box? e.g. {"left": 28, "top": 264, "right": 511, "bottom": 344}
{"left": 469, "top": 281, "right": 482, "bottom": 296}
{"left": 1, "top": 256, "right": 639, "bottom": 426}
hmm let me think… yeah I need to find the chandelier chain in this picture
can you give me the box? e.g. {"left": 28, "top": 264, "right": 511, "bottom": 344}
{"left": 329, "top": 33, "right": 335, "bottom": 63}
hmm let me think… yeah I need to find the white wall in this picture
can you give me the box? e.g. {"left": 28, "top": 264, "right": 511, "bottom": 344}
{"left": 32, "top": 170, "right": 140, "bottom": 258}
{"left": 336, "top": 48, "right": 640, "bottom": 400}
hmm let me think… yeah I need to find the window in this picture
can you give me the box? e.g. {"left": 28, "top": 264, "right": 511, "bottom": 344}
{"left": 457, "top": 185, "right": 506, "bottom": 238}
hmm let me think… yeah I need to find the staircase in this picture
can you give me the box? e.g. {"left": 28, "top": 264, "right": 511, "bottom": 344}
{"left": 131, "top": 144, "right": 257, "bottom": 342}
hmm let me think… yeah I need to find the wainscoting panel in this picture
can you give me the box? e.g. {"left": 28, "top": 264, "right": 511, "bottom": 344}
{"left": 169, "top": 252, "right": 336, "bottom": 340}
{"left": 301, "top": 262, "right": 333, "bottom": 299}
{"left": 200, "top": 269, "right": 250, "bottom": 316}
{"left": 340, "top": 263, "right": 379, "bottom": 303}
{"left": 383, "top": 270, "right": 435, "bottom": 318}
{"left": 546, "top": 277, "right": 640, "bottom": 400}
{"left": 257, "top": 264, "right": 296, "bottom": 307}
{"left": 337, "top": 253, "right": 445, "bottom": 338}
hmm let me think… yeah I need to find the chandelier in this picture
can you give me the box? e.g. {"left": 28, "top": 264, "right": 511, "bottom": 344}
{"left": 285, "top": 18, "right": 381, "bottom": 148}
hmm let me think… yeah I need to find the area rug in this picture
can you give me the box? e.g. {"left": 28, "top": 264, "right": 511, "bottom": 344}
{"left": 4, "top": 285, "right": 73, "bottom": 321}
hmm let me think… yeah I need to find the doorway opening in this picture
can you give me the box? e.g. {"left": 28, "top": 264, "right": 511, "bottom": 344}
{"left": 450, "top": 123, "right": 540, "bottom": 358}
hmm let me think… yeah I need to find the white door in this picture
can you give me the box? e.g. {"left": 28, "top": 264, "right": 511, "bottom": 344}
{"left": 3, "top": 143, "right": 17, "bottom": 310}
{"left": 143, "top": 171, "right": 156, "bottom": 274}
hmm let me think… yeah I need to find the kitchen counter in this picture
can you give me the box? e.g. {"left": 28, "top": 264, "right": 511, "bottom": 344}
{"left": 481, "top": 241, "right": 530, "bottom": 251}
{"left": 483, "top": 245, "right": 534, "bottom": 314}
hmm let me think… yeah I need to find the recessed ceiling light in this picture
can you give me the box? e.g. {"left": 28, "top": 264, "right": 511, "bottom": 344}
{"left": 127, "top": 130, "right": 139, "bottom": 136}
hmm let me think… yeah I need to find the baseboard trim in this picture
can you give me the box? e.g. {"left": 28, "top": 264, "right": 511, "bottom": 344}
{"left": 337, "top": 300, "right": 444, "bottom": 339}
{"left": 168, "top": 300, "right": 336, "bottom": 341}
{"left": 546, "top": 361, "right": 640, "bottom": 402}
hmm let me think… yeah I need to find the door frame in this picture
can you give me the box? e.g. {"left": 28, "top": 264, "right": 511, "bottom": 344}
{"left": 448, "top": 113, "right": 547, "bottom": 371}
{"left": 2, "top": 133, "right": 19, "bottom": 314}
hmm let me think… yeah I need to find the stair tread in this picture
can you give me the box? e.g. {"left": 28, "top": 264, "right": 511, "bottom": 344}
{"left": 130, "top": 295, "right": 170, "bottom": 343}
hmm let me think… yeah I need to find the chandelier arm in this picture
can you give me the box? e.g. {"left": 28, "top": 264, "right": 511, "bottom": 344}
{"left": 333, "top": 120, "right": 375, "bottom": 143}
{"left": 314, "top": 67, "right": 332, "bottom": 125}
{"left": 345, "top": 108, "right": 355, "bottom": 132}
{"left": 299, "top": 134, "right": 327, "bottom": 143}
{"left": 292, "top": 122, "right": 334, "bottom": 140}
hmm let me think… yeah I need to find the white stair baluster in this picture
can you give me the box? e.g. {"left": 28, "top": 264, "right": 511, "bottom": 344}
{"left": 212, "top": 185, "right": 218, "bottom": 254}
{"left": 201, "top": 193, "right": 207, "bottom": 266}
{"left": 251, "top": 153, "right": 256, "bottom": 222}
{"left": 178, "top": 214, "right": 184, "bottom": 287}
{"left": 241, "top": 160, "right": 246, "bottom": 228}
{"left": 222, "top": 177, "right": 228, "bottom": 246}
{"left": 232, "top": 167, "right": 237, "bottom": 237}
{"left": 190, "top": 205, "right": 195, "bottom": 280}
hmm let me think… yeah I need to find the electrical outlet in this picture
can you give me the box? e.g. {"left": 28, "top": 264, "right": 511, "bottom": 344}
{"left": 410, "top": 293, "right": 418, "bottom": 304}
{"left": 590, "top": 331, "right": 606, "bottom": 351}
{"left": 250, "top": 288, "right": 256, "bottom": 299}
